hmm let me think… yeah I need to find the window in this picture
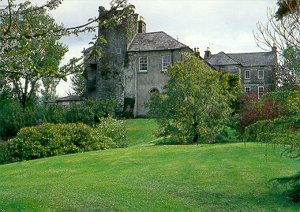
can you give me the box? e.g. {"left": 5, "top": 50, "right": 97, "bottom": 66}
{"left": 116, "top": 47, "right": 121, "bottom": 54}
{"left": 139, "top": 56, "right": 148, "bottom": 72}
{"left": 149, "top": 88, "right": 159, "bottom": 94}
{"left": 258, "top": 70, "right": 264, "bottom": 79}
{"left": 162, "top": 55, "right": 171, "bottom": 71}
{"left": 258, "top": 86, "right": 264, "bottom": 99}
{"left": 245, "top": 86, "right": 251, "bottom": 93}
{"left": 245, "top": 70, "right": 250, "bottom": 79}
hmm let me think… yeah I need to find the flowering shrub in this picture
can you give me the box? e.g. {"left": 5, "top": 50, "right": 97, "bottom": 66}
{"left": 95, "top": 116, "right": 127, "bottom": 148}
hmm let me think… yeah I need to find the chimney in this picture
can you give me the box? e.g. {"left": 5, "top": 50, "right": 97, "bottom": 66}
{"left": 204, "top": 47, "right": 211, "bottom": 59}
{"left": 193, "top": 47, "right": 200, "bottom": 57}
{"left": 272, "top": 43, "right": 277, "bottom": 52}
{"left": 138, "top": 16, "right": 146, "bottom": 33}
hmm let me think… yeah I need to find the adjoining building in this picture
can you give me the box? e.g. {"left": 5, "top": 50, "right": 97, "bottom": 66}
{"left": 204, "top": 47, "right": 277, "bottom": 99}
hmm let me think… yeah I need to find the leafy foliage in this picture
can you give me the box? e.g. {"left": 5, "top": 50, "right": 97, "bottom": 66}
{"left": 0, "top": 98, "right": 117, "bottom": 141}
{"left": 275, "top": 0, "right": 300, "bottom": 20}
{"left": 64, "top": 99, "right": 117, "bottom": 125}
{"left": 70, "top": 71, "right": 85, "bottom": 96}
{"left": 2, "top": 119, "right": 127, "bottom": 163}
{"left": 0, "top": 99, "right": 43, "bottom": 140}
{"left": 148, "top": 54, "right": 238, "bottom": 144}
{"left": 279, "top": 45, "right": 300, "bottom": 89}
{"left": 0, "top": 2, "right": 68, "bottom": 107}
{"left": 239, "top": 91, "right": 300, "bottom": 130}
{"left": 243, "top": 90, "right": 300, "bottom": 203}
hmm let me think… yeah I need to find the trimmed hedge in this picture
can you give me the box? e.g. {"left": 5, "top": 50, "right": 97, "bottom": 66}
{"left": 244, "top": 117, "right": 299, "bottom": 157}
{"left": 244, "top": 117, "right": 299, "bottom": 141}
{"left": 2, "top": 117, "right": 127, "bottom": 163}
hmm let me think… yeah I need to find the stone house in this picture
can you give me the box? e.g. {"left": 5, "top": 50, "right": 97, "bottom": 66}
{"left": 83, "top": 8, "right": 277, "bottom": 116}
{"left": 83, "top": 8, "right": 190, "bottom": 117}
{"left": 205, "top": 47, "right": 277, "bottom": 99}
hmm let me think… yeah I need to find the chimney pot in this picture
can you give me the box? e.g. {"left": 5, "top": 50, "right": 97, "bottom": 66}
{"left": 204, "top": 47, "right": 211, "bottom": 60}
{"left": 138, "top": 16, "right": 146, "bottom": 33}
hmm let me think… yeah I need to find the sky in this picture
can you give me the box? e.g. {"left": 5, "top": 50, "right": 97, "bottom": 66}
{"left": 46, "top": 0, "right": 277, "bottom": 96}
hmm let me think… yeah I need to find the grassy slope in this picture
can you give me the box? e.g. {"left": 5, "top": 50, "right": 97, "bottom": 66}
{"left": 0, "top": 119, "right": 299, "bottom": 210}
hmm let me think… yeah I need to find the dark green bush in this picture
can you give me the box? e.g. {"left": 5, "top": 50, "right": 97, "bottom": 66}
{"left": 0, "top": 100, "right": 43, "bottom": 140}
{"left": 244, "top": 117, "right": 299, "bottom": 143}
{"left": 4, "top": 118, "right": 126, "bottom": 163}
{"left": 43, "top": 104, "right": 66, "bottom": 124}
{"left": 65, "top": 99, "right": 117, "bottom": 125}
{"left": 215, "top": 126, "right": 238, "bottom": 143}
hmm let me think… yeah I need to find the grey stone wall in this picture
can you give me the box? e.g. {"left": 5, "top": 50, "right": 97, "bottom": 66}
{"left": 213, "top": 64, "right": 276, "bottom": 95}
{"left": 125, "top": 49, "right": 189, "bottom": 116}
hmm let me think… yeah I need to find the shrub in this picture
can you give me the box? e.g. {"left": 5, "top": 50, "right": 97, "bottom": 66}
{"left": 95, "top": 116, "right": 127, "bottom": 148}
{"left": 239, "top": 91, "right": 300, "bottom": 130}
{"left": 215, "top": 126, "right": 238, "bottom": 143}
{"left": 0, "top": 100, "right": 43, "bottom": 140}
{"left": 4, "top": 118, "right": 126, "bottom": 163}
{"left": 43, "top": 104, "right": 67, "bottom": 124}
{"left": 65, "top": 99, "right": 117, "bottom": 125}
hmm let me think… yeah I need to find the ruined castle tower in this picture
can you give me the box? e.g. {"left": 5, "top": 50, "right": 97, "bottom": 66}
{"left": 83, "top": 6, "right": 139, "bottom": 110}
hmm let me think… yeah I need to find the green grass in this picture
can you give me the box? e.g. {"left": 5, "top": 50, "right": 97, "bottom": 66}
{"left": 124, "top": 118, "right": 158, "bottom": 146}
{"left": 0, "top": 119, "right": 299, "bottom": 210}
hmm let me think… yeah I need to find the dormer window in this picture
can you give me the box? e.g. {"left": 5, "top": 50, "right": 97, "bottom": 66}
{"left": 162, "top": 55, "right": 171, "bottom": 71}
{"left": 258, "top": 70, "right": 264, "bottom": 79}
{"left": 139, "top": 56, "right": 148, "bottom": 72}
{"left": 245, "top": 70, "right": 250, "bottom": 79}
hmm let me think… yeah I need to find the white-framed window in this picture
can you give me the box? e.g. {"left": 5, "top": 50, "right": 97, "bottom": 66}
{"left": 162, "top": 55, "right": 171, "bottom": 71}
{"left": 258, "top": 70, "right": 264, "bottom": 79}
{"left": 116, "top": 47, "right": 121, "bottom": 54}
{"left": 139, "top": 56, "right": 148, "bottom": 72}
{"left": 245, "top": 86, "right": 251, "bottom": 93}
{"left": 258, "top": 86, "right": 264, "bottom": 99}
{"left": 245, "top": 70, "right": 250, "bottom": 79}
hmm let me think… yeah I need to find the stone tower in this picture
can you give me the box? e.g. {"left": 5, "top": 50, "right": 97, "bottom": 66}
{"left": 84, "top": 6, "right": 139, "bottom": 110}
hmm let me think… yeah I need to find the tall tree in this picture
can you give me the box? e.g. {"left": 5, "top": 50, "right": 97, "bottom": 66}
{"left": 148, "top": 54, "right": 237, "bottom": 144}
{"left": 254, "top": 0, "right": 300, "bottom": 88}
{"left": 0, "top": 2, "right": 68, "bottom": 107}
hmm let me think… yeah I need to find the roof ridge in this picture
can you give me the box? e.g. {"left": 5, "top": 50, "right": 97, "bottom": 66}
{"left": 227, "top": 51, "right": 273, "bottom": 55}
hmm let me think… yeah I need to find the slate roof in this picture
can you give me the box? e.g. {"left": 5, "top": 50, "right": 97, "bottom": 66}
{"left": 128, "top": 31, "right": 189, "bottom": 52}
{"left": 207, "top": 51, "right": 276, "bottom": 67}
{"left": 206, "top": 51, "right": 239, "bottom": 66}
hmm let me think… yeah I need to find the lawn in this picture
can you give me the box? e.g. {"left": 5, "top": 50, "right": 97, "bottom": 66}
{"left": 0, "top": 119, "right": 299, "bottom": 210}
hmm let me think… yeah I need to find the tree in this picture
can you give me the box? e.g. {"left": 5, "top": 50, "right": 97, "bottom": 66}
{"left": 0, "top": 3, "right": 68, "bottom": 107}
{"left": 70, "top": 69, "right": 85, "bottom": 96}
{"left": 254, "top": 0, "right": 300, "bottom": 52}
{"left": 0, "top": 0, "right": 134, "bottom": 107}
{"left": 148, "top": 54, "right": 236, "bottom": 144}
{"left": 275, "top": 0, "right": 300, "bottom": 20}
{"left": 254, "top": 1, "right": 300, "bottom": 202}
{"left": 254, "top": 0, "right": 300, "bottom": 89}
